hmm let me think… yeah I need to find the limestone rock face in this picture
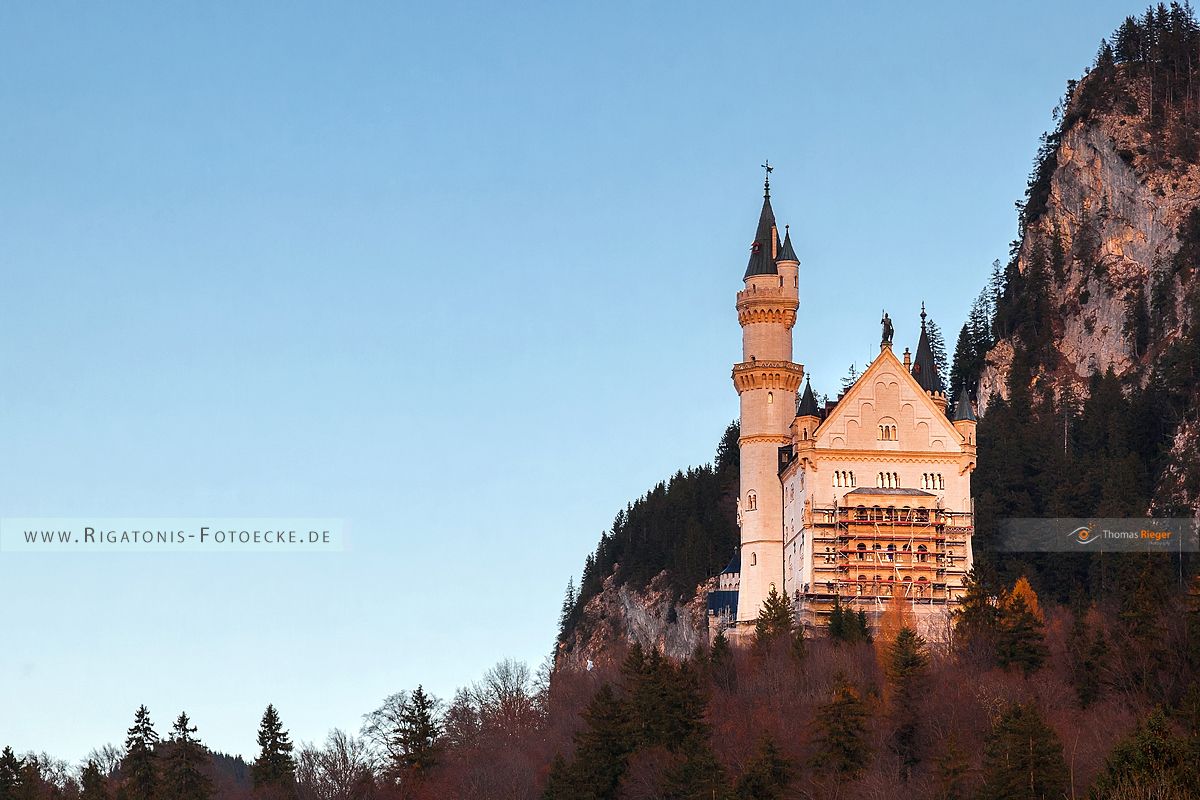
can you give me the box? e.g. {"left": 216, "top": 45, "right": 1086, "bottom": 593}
{"left": 555, "top": 569, "right": 708, "bottom": 672}
{"left": 980, "top": 73, "right": 1200, "bottom": 511}
{"left": 984, "top": 101, "right": 1200, "bottom": 411}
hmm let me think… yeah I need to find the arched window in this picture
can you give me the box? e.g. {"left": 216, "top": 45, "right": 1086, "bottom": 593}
{"left": 855, "top": 505, "right": 867, "bottom": 521}
{"left": 768, "top": 391, "right": 774, "bottom": 405}
{"left": 938, "top": 474, "right": 945, "bottom": 490}
{"left": 856, "top": 542, "right": 867, "bottom": 561}
{"left": 747, "top": 491, "right": 757, "bottom": 511}
{"left": 750, "top": 551, "right": 757, "bottom": 566}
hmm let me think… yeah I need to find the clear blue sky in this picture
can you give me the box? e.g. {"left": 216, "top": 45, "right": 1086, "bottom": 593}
{"left": 1, "top": 0, "right": 1135, "bottom": 762}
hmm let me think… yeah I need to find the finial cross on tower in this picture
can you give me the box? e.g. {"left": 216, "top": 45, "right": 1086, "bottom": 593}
{"left": 761, "top": 160, "right": 773, "bottom": 197}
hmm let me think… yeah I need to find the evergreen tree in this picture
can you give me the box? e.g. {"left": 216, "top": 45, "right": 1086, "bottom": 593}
{"left": 709, "top": 630, "right": 737, "bottom": 691}
{"left": 0, "top": 748, "right": 21, "bottom": 800}
{"left": 927, "top": 317, "right": 949, "bottom": 391}
{"left": 949, "top": 324, "right": 975, "bottom": 398}
{"left": 996, "top": 592, "right": 1048, "bottom": 676}
{"left": 1092, "top": 708, "right": 1198, "bottom": 797}
{"left": 754, "top": 585, "right": 793, "bottom": 648}
{"left": 933, "top": 735, "right": 969, "bottom": 800}
{"left": 122, "top": 705, "right": 159, "bottom": 800}
{"left": 557, "top": 577, "right": 576, "bottom": 642}
{"left": 659, "top": 736, "right": 726, "bottom": 800}
{"left": 733, "top": 737, "right": 791, "bottom": 800}
{"left": 163, "top": 713, "right": 212, "bottom": 800}
{"left": 840, "top": 363, "right": 859, "bottom": 394}
{"left": 828, "top": 596, "right": 847, "bottom": 641}
{"left": 828, "top": 597, "right": 870, "bottom": 644}
{"left": 978, "top": 704, "right": 1068, "bottom": 800}
{"left": 887, "top": 628, "right": 930, "bottom": 776}
{"left": 809, "top": 674, "right": 870, "bottom": 778}
{"left": 544, "top": 684, "right": 634, "bottom": 800}
{"left": 80, "top": 761, "right": 109, "bottom": 800}
{"left": 952, "top": 568, "right": 1000, "bottom": 662}
{"left": 251, "top": 705, "right": 296, "bottom": 794}
{"left": 394, "top": 685, "right": 441, "bottom": 779}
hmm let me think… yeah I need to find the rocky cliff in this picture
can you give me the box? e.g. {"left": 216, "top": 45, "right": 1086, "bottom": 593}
{"left": 555, "top": 570, "right": 710, "bottom": 671}
{"left": 981, "top": 81, "right": 1200, "bottom": 402}
{"left": 979, "top": 30, "right": 1200, "bottom": 513}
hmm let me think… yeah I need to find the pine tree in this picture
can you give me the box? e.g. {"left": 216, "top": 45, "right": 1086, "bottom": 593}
{"left": 840, "top": 363, "right": 859, "bottom": 394}
{"left": 733, "top": 737, "right": 792, "bottom": 799}
{"left": 952, "top": 568, "right": 1000, "bottom": 662}
{"left": 122, "top": 705, "right": 159, "bottom": 800}
{"left": 659, "top": 735, "right": 726, "bottom": 800}
{"left": 996, "top": 592, "right": 1048, "bottom": 676}
{"left": 163, "top": 713, "right": 212, "bottom": 800}
{"left": 978, "top": 703, "right": 1068, "bottom": 800}
{"left": 557, "top": 577, "right": 576, "bottom": 642}
{"left": 809, "top": 674, "right": 870, "bottom": 778}
{"left": 933, "top": 735, "right": 969, "bottom": 800}
{"left": 394, "top": 685, "right": 441, "bottom": 779}
{"left": 548, "top": 684, "right": 634, "bottom": 800}
{"left": 709, "top": 630, "right": 737, "bottom": 691}
{"left": 927, "top": 318, "right": 949, "bottom": 391}
{"left": 251, "top": 705, "right": 296, "bottom": 794}
{"left": 0, "top": 748, "right": 21, "bottom": 800}
{"left": 80, "top": 761, "right": 109, "bottom": 800}
{"left": 1092, "top": 708, "right": 1198, "bottom": 797}
{"left": 754, "top": 585, "right": 793, "bottom": 648}
{"left": 828, "top": 596, "right": 847, "bottom": 641}
{"left": 887, "top": 628, "right": 929, "bottom": 776}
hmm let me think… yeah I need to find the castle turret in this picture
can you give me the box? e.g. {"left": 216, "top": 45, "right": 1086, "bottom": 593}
{"left": 911, "top": 303, "right": 948, "bottom": 414}
{"left": 732, "top": 167, "right": 803, "bottom": 624}
{"left": 952, "top": 383, "right": 978, "bottom": 447}
{"left": 794, "top": 377, "right": 820, "bottom": 442}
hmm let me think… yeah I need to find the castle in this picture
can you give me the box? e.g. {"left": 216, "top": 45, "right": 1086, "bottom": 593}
{"left": 708, "top": 170, "right": 978, "bottom": 640}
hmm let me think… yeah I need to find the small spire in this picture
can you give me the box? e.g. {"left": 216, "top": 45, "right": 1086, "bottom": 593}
{"left": 778, "top": 224, "right": 799, "bottom": 262}
{"left": 797, "top": 376, "right": 820, "bottom": 417}
{"left": 920, "top": 301, "right": 927, "bottom": 330}
{"left": 953, "top": 383, "right": 977, "bottom": 422}
{"left": 761, "top": 159, "right": 773, "bottom": 198}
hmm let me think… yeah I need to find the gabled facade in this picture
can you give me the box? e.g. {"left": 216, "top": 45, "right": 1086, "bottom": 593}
{"left": 718, "top": 174, "right": 978, "bottom": 639}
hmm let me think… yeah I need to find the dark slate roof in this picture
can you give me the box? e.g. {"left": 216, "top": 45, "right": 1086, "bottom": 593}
{"left": 797, "top": 378, "right": 820, "bottom": 417}
{"left": 952, "top": 387, "right": 977, "bottom": 422}
{"left": 911, "top": 307, "right": 943, "bottom": 394}
{"left": 845, "top": 487, "right": 936, "bottom": 497}
{"left": 720, "top": 550, "right": 741, "bottom": 574}
{"left": 743, "top": 193, "right": 780, "bottom": 279}
{"left": 706, "top": 590, "right": 739, "bottom": 617}
{"left": 777, "top": 225, "right": 799, "bottom": 262}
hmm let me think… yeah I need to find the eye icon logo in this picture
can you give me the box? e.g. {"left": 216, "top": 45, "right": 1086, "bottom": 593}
{"left": 1069, "top": 525, "right": 1097, "bottom": 545}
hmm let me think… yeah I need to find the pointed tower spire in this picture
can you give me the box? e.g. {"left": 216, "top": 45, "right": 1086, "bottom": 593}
{"left": 952, "top": 383, "right": 977, "bottom": 422}
{"left": 744, "top": 164, "right": 780, "bottom": 279}
{"left": 911, "top": 302, "right": 943, "bottom": 395}
{"left": 797, "top": 376, "right": 820, "bottom": 417}
{"left": 778, "top": 224, "right": 799, "bottom": 263}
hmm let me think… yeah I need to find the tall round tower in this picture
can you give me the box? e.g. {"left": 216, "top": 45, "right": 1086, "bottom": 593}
{"left": 732, "top": 169, "right": 803, "bottom": 624}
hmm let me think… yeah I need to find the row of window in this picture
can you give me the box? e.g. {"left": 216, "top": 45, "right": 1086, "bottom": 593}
{"left": 921, "top": 473, "right": 945, "bottom": 490}
{"left": 878, "top": 424, "right": 898, "bottom": 441}
{"left": 877, "top": 471, "right": 900, "bottom": 488}
{"left": 832, "top": 470, "right": 856, "bottom": 487}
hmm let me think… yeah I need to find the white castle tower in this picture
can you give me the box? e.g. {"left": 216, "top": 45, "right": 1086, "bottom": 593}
{"left": 732, "top": 164, "right": 804, "bottom": 623}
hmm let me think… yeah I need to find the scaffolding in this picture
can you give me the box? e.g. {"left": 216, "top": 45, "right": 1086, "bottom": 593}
{"left": 795, "top": 498, "right": 973, "bottom": 623}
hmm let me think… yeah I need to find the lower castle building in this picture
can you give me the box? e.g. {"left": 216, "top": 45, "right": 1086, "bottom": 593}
{"left": 708, "top": 171, "right": 978, "bottom": 640}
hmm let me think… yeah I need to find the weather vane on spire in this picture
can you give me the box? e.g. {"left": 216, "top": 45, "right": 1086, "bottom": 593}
{"left": 761, "top": 159, "right": 772, "bottom": 197}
